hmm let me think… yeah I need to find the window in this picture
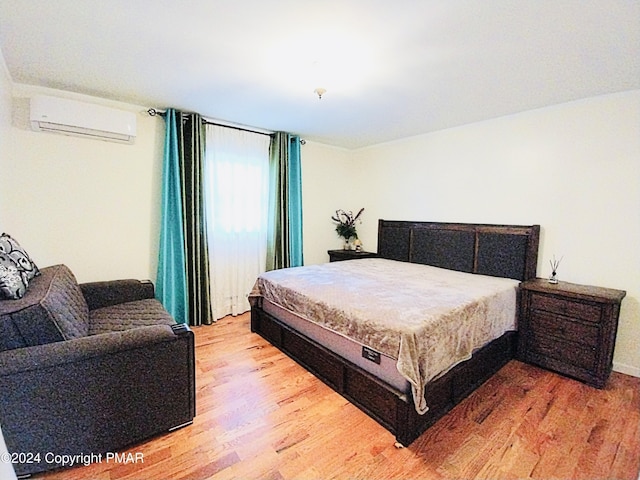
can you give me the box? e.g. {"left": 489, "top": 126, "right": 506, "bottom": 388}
{"left": 204, "top": 124, "right": 270, "bottom": 319}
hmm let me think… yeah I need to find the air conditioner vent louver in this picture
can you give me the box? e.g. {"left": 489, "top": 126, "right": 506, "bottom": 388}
{"left": 30, "top": 95, "right": 137, "bottom": 144}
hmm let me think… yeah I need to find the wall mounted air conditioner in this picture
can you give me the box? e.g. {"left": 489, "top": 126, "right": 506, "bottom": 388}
{"left": 30, "top": 95, "right": 137, "bottom": 144}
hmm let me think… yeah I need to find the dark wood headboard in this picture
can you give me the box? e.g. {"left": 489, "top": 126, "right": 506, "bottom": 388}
{"left": 377, "top": 220, "right": 540, "bottom": 281}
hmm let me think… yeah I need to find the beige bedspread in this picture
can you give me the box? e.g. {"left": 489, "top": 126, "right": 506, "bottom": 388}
{"left": 250, "top": 258, "right": 518, "bottom": 414}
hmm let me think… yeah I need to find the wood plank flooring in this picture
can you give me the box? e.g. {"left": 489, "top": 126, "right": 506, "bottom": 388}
{"left": 38, "top": 312, "right": 640, "bottom": 480}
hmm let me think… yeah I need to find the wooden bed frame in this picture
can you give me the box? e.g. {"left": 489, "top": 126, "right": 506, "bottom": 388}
{"left": 251, "top": 220, "right": 540, "bottom": 446}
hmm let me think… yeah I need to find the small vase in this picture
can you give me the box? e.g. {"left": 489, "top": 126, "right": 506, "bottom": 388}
{"left": 548, "top": 271, "right": 558, "bottom": 284}
{"left": 343, "top": 239, "right": 350, "bottom": 250}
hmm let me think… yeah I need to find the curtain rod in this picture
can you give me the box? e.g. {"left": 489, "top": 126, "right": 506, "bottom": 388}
{"left": 147, "top": 108, "right": 274, "bottom": 137}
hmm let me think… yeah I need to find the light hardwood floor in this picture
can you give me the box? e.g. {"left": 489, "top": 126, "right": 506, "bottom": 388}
{"left": 39, "top": 312, "right": 640, "bottom": 480}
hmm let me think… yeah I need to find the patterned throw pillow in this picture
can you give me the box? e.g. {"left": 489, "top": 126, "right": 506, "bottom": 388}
{"left": 0, "top": 261, "right": 26, "bottom": 299}
{"left": 0, "top": 233, "right": 40, "bottom": 299}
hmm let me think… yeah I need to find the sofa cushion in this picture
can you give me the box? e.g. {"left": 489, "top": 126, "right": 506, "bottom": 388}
{"left": 0, "top": 265, "right": 89, "bottom": 351}
{"left": 88, "top": 298, "right": 175, "bottom": 335}
{"left": 0, "top": 233, "right": 40, "bottom": 300}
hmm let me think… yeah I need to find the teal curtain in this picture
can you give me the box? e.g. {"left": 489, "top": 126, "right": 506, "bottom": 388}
{"left": 176, "top": 113, "right": 214, "bottom": 326}
{"left": 266, "top": 132, "right": 304, "bottom": 270}
{"left": 156, "top": 109, "right": 213, "bottom": 326}
{"left": 156, "top": 109, "right": 188, "bottom": 324}
{"left": 288, "top": 136, "right": 303, "bottom": 267}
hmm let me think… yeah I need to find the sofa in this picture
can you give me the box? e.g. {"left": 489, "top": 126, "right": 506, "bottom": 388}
{"left": 0, "top": 264, "right": 195, "bottom": 477}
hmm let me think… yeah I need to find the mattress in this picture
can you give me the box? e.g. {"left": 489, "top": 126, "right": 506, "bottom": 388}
{"left": 262, "top": 299, "right": 410, "bottom": 392}
{"left": 250, "top": 258, "right": 519, "bottom": 414}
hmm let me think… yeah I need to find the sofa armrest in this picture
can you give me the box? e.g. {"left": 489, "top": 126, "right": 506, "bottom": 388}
{"left": 0, "top": 325, "right": 195, "bottom": 477}
{"left": 0, "top": 324, "right": 178, "bottom": 374}
{"left": 80, "top": 279, "right": 155, "bottom": 310}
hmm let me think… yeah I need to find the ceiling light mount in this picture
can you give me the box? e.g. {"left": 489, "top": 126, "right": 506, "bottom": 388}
{"left": 314, "top": 87, "right": 326, "bottom": 99}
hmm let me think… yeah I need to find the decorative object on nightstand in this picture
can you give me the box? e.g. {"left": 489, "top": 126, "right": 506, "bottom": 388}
{"left": 331, "top": 208, "right": 364, "bottom": 250}
{"left": 518, "top": 278, "right": 626, "bottom": 388}
{"left": 328, "top": 249, "right": 377, "bottom": 262}
{"left": 548, "top": 254, "right": 562, "bottom": 284}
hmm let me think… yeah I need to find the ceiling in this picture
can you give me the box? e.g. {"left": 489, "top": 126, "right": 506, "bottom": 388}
{"left": 1, "top": 1, "right": 638, "bottom": 149}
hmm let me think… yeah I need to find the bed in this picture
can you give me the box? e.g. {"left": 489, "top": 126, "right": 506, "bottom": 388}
{"left": 250, "top": 220, "right": 540, "bottom": 446}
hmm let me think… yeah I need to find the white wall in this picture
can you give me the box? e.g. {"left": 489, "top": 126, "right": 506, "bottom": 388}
{"left": 0, "top": 49, "right": 12, "bottom": 182}
{"left": 349, "top": 91, "right": 640, "bottom": 376}
{"left": 0, "top": 82, "right": 165, "bottom": 283}
{"left": 300, "top": 140, "right": 358, "bottom": 265}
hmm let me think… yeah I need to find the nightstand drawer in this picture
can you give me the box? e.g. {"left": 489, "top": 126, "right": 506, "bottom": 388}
{"left": 529, "top": 311, "right": 599, "bottom": 348}
{"left": 530, "top": 293, "right": 602, "bottom": 323}
{"left": 528, "top": 331, "right": 596, "bottom": 371}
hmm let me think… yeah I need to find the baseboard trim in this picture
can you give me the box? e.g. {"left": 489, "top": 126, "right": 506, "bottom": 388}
{"left": 613, "top": 361, "right": 640, "bottom": 378}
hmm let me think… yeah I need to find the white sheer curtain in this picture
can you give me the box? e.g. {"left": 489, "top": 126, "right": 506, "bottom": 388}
{"left": 204, "top": 124, "right": 270, "bottom": 319}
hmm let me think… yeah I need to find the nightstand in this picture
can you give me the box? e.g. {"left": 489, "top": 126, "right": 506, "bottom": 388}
{"left": 327, "top": 249, "right": 377, "bottom": 262}
{"left": 518, "top": 278, "right": 626, "bottom": 388}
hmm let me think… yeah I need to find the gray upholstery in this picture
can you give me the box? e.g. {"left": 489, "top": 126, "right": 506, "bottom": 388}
{"left": 0, "top": 265, "right": 89, "bottom": 351}
{"left": 0, "top": 264, "right": 195, "bottom": 477}
{"left": 88, "top": 298, "right": 175, "bottom": 335}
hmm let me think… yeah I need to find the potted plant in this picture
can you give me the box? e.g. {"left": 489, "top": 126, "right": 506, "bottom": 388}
{"left": 331, "top": 208, "right": 364, "bottom": 249}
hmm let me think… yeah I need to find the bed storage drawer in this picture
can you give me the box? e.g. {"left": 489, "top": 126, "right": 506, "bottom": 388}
{"left": 283, "top": 328, "right": 345, "bottom": 392}
{"left": 252, "top": 307, "right": 345, "bottom": 390}
{"left": 258, "top": 312, "right": 283, "bottom": 346}
{"left": 344, "top": 368, "right": 399, "bottom": 431}
{"left": 453, "top": 330, "right": 515, "bottom": 401}
{"left": 252, "top": 306, "right": 408, "bottom": 436}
